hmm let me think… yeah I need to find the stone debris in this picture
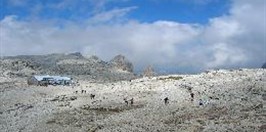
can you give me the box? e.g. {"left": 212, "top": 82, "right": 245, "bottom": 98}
{"left": 0, "top": 68, "right": 265, "bottom": 132}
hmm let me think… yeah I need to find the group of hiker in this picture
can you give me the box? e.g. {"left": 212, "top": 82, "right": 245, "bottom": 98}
{"left": 124, "top": 98, "right": 134, "bottom": 105}
{"left": 163, "top": 92, "right": 204, "bottom": 106}
{"left": 74, "top": 90, "right": 95, "bottom": 99}
{"left": 74, "top": 87, "right": 205, "bottom": 107}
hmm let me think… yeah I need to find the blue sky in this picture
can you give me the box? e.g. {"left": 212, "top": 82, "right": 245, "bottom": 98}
{"left": 2, "top": 0, "right": 230, "bottom": 23}
{"left": 125, "top": 0, "right": 230, "bottom": 24}
{"left": 0, "top": 0, "right": 265, "bottom": 73}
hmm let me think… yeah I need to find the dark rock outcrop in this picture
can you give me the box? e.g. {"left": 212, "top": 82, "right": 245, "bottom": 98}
{"left": 262, "top": 62, "right": 266, "bottom": 69}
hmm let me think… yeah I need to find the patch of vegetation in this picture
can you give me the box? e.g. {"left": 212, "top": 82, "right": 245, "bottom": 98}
{"left": 88, "top": 104, "right": 145, "bottom": 114}
{"left": 158, "top": 76, "right": 183, "bottom": 80}
{"left": 46, "top": 119, "right": 56, "bottom": 124}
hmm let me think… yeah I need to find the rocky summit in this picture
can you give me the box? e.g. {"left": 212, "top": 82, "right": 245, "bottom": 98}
{"left": 0, "top": 53, "right": 135, "bottom": 82}
{"left": 109, "top": 55, "right": 134, "bottom": 73}
{"left": 142, "top": 65, "right": 156, "bottom": 77}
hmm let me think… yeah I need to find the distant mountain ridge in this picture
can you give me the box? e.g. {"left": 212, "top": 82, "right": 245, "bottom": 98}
{"left": 0, "top": 52, "right": 135, "bottom": 81}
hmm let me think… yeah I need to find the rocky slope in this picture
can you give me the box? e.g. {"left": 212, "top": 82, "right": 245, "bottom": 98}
{"left": 0, "top": 53, "right": 135, "bottom": 81}
{"left": 0, "top": 68, "right": 265, "bottom": 132}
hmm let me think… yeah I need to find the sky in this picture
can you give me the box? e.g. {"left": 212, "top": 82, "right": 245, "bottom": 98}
{"left": 0, "top": 0, "right": 266, "bottom": 73}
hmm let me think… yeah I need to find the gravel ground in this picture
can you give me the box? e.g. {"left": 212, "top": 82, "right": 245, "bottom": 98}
{"left": 0, "top": 68, "right": 265, "bottom": 132}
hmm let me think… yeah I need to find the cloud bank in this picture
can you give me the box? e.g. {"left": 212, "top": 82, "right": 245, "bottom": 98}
{"left": 1, "top": 0, "right": 265, "bottom": 73}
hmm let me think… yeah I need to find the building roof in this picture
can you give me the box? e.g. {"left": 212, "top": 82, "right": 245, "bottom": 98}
{"left": 33, "top": 75, "right": 71, "bottom": 81}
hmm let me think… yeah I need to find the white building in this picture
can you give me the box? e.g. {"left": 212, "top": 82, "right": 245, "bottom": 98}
{"left": 27, "top": 75, "right": 72, "bottom": 86}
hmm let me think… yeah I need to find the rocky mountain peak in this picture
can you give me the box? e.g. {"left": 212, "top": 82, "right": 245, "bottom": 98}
{"left": 68, "top": 52, "right": 84, "bottom": 58}
{"left": 111, "top": 55, "right": 126, "bottom": 61}
{"left": 0, "top": 53, "right": 136, "bottom": 81}
{"left": 109, "top": 55, "right": 134, "bottom": 72}
{"left": 142, "top": 65, "right": 156, "bottom": 77}
{"left": 88, "top": 55, "right": 101, "bottom": 62}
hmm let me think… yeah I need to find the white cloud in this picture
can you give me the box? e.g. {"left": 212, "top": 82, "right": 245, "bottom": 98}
{"left": 47, "top": 0, "right": 130, "bottom": 14}
{"left": 88, "top": 6, "right": 138, "bottom": 24}
{"left": 1, "top": 0, "right": 265, "bottom": 73}
{"left": 201, "top": 0, "right": 266, "bottom": 69}
{"left": 7, "top": 0, "right": 27, "bottom": 7}
{"left": 150, "top": 0, "right": 220, "bottom": 5}
{"left": 206, "top": 43, "right": 246, "bottom": 68}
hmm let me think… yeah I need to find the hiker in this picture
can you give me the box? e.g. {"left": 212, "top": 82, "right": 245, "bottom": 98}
{"left": 190, "top": 93, "right": 194, "bottom": 101}
{"left": 130, "top": 98, "right": 134, "bottom": 105}
{"left": 90, "top": 94, "right": 95, "bottom": 99}
{"left": 81, "top": 90, "right": 86, "bottom": 94}
{"left": 164, "top": 97, "right": 169, "bottom": 105}
{"left": 124, "top": 98, "right": 128, "bottom": 105}
{"left": 199, "top": 99, "right": 203, "bottom": 106}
